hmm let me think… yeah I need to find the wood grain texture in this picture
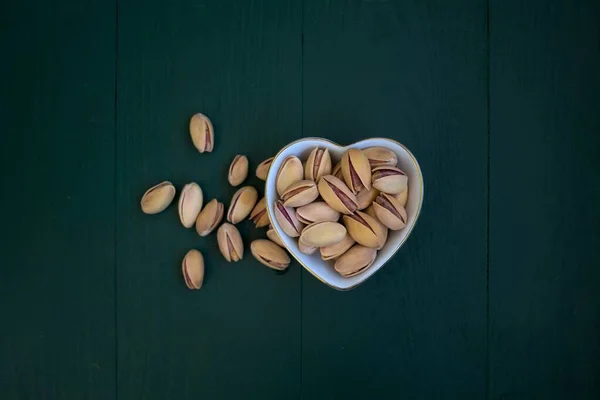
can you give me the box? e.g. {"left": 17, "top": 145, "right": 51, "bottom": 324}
{"left": 0, "top": 0, "right": 116, "bottom": 399}
{"left": 301, "top": 1, "right": 488, "bottom": 398}
{"left": 115, "top": 0, "right": 302, "bottom": 398}
{"left": 489, "top": 1, "right": 600, "bottom": 399}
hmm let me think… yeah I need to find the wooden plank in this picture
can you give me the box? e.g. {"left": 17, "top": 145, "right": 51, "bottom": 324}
{"left": 489, "top": 1, "right": 600, "bottom": 398}
{"left": 0, "top": 0, "right": 116, "bottom": 398}
{"left": 301, "top": 1, "right": 488, "bottom": 398}
{"left": 115, "top": 0, "right": 302, "bottom": 398}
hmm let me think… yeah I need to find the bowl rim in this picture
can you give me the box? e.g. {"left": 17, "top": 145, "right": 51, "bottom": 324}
{"left": 265, "top": 137, "right": 424, "bottom": 291}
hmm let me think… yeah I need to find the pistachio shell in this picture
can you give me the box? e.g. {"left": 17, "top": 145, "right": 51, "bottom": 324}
{"left": 189, "top": 113, "right": 214, "bottom": 153}
{"left": 295, "top": 201, "right": 341, "bottom": 225}
{"left": 332, "top": 161, "right": 343, "bottom": 180}
{"left": 276, "top": 156, "right": 304, "bottom": 196}
{"left": 356, "top": 186, "right": 379, "bottom": 210}
{"left": 274, "top": 200, "right": 305, "bottom": 237}
{"left": 343, "top": 210, "right": 385, "bottom": 248}
{"left": 317, "top": 175, "right": 358, "bottom": 215}
{"left": 250, "top": 239, "right": 291, "bottom": 270}
{"left": 299, "top": 221, "right": 347, "bottom": 248}
{"left": 195, "top": 198, "right": 224, "bottom": 236}
{"left": 178, "top": 182, "right": 204, "bottom": 228}
{"left": 373, "top": 192, "right": 407, "bottom": 230}
{"left": 250, "top": 197, "right": 270, "bottom": 228}
{"left": 140, "top": 181, "right": 176, "bottom": 214}
{"left": 304, "top": 147, "right": 332, "bottom": 181}
{"left": 266, "top": 227, "right": 286, "bottom": 247}
{"left": 228, "top": 155, "right": 249, "bottom": 186}
{"left": 256, "top": 157, "right": 274, "bottom": 180}
{"left": 364, "top": 205, "right": 388, "bottom": 250}
{"left": 362, "top": 147, "right": 398, "bottom": 167}
{"left": 299, "top": 241, "right": 318, "bottom": 255}
{"left": 395, "top": 187, "right": 408, "bottom": 207}
{"left": 227, "top": 186, "right": 258, "bottom": 224}
{"left": 281, "top": 180, "right": 319, "bottom": 208}
{"left": 371, "top": 166, "right": 408, "bottom": 194}
{"left": 334, "top": 245, "right": 376, "bottom": 277}
{"left": 320, "top": 233, "right": 355, "bottom": 260}
{"left": 341, "top": 148, "right": 372, "bottom": 193}
{"left": 182, "top": 249, "right": 204, "bottom": 289}
{"left": 217, "top": 223, "right": 244, "bottom": 262}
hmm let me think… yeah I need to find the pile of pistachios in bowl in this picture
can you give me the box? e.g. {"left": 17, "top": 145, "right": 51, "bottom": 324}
{"left": 272, "top": 146, "right": 409, "bottom": 278}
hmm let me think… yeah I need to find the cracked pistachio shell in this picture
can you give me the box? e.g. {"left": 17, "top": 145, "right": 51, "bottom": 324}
{"left": 276, "top": 156, "right": 304, "bottom": 196}
{"left": 251, "top": 239, "right": 291, "bottom": 270}
{"left": 373, "top": 192, "right": 407, "bottom": 230}
{"left": 141, "top": 181, "right": 176, "bottom": 215}
{"left": 299, "top": 221, "right": 347, "bottom": 248}
{"left": 295, "top": 201, "right": 341, "bottom": 225}
{"left": 371, "top": 166, "right": 408, "bottom": 194}
{"left": 182, "top": 249, "right": 204, "bottom": 289}
{"left": 317, "top": 175, "right": 358, "bottom": 215}
{"left": 178, "top": 182, "right": 204, "bottom": 228}
{"left": 266, "top": 227, "right": 286, "bottom": 247}
{"left": 356, "top": 186, "right": 380, "bottom": 210}
{"left": 320, "top": 233, "right": 355, "bottom": 261}
{"left": 334, "top": 245, "right": 377, "bottom": 277}
{"left": 228, "top": 155, "right": 249, "bottom": 186}
{"left": 256, "top": 157, "right": 274, "bottom": 180}
{"left": 299, "top": 241, "right": 318, "bottom": 255}
{"left": 195, "top": 198, "right": 224, "bottom": 237}
{"left": 362, "top": 147, "right": 398, "bottom": 167}
{"left": 304, "top": 147, "right": 332, "bottom": 181}
{"left": 341, "top": 148, "right": 372, "bottom": 193}
{"left": 250, "top": 197, "right": 270, "bottom": 228}
{"left": 274, "top": 200, "right": 305, "bottom": 238}
{"left": 332, "top": 161, "right": 343, "bottom": 180}
{"left": 281, "top": 180, "right": 319, "bottom": 208}
{"left": 217, "top": 223, "right": 244, "bottom": 262}
{"left": 395, "top": 187, "right": 408, "bottom": 208}
{"left": 227, "top": 186, "right": 258, "bottom": 224}
{"left": 365, "top": 204, "right": 389, "bottom": 250}
{"left": 343, "top": 210, "right": 386, "bottom": 249}
{"left": 189, "top": 113, "right": 214, "bottom": 153}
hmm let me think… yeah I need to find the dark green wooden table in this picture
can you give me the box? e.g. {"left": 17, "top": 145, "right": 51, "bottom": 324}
{"left": 1, "top": 0, "right": 598, "bottom": 399}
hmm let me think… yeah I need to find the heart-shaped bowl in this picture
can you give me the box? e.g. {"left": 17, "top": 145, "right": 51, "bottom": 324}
{"left": 265, "top": 137, "right": 424, "bottom": 290}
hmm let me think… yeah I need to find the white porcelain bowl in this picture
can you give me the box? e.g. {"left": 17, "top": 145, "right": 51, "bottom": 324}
{"left": 265, "top": 138, "right": 424, "bottom": 290}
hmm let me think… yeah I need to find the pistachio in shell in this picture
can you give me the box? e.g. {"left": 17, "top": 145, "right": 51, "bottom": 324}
{"left": 276, "top": 155, "right": 304, "bottom": 196}
{"left": 274, "top": 200, "right": 305, "bottom": 238}
{"left": 320, "top": 233, "right": 355, "bottom": 260}
{"left": 250, "top": 239, "right": 291, "bottom": 270}
{"left": 227, "top": 186, "right": 258, "bottom": 224}
{"left": 317, "top": 175, "right": 358, "bottom": 215}
{"left": 281, "top": 180, "right": 319, "bottom": 208}
{"left": 256, "top": 157, "right": 274, "bottom": 180}
{"left": 299, "top": 241, "right": 318, "bottom": 255}
{"left": 266, "top": 227, "right": 286, "bottom": 247}
{"left": 195, "top": 198, "right": 224, "bottom": 236}
{"left": 362, "top": 147, "right": 398, "bottom": 167}
{"left": 334, "top": 245, "right": 377, "bottom": 277}
{"left": 217, "top": 223, "right": 244, "bottom": 262}
{"left": 250, "top": 197, "right": 270, "bottom": 228}
{"left": 228, "top": 155, "right": 249, "bottom": 186}
{"left": 332, "top": 161, "right": 344, "bottom": 180}
{"left": 299, "top": 221, "right": 347, "bottom": 248}
{"left": 343, "top": 210, "right": 386, "bottom": 248}
{"left": 182, "top": 249, "right": 204, "bottom": 289}
{"left": 356, "top": 186, "right": 379, "bottom": 210}
{"left": 178, "top": 182, "right": 204, "bottom": 228}
{"left": 189, "top": 113, "right": 214, "bottom": 153}
{"left": 373, "top": 192, "right": 407, "bottom": 230}
{"left": 295, "top": 201, "right": 341, "bottom": 225}
{"left": 140, "top": 181, "right": 176, "bottom": 215}
{"left": 395, "top": 187, "right": 408, "bottom": 208}
{"left": 304, "top": 147, "right": 332, "bottom": 181}
{"left": 371, "top": 166, "right": 408, "bottom": 194}
{"left": 341, "top": 148, "right": 372, "bottom": 193}
{"left": 364, "top": 204, "right": 389, "bottom": 250}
